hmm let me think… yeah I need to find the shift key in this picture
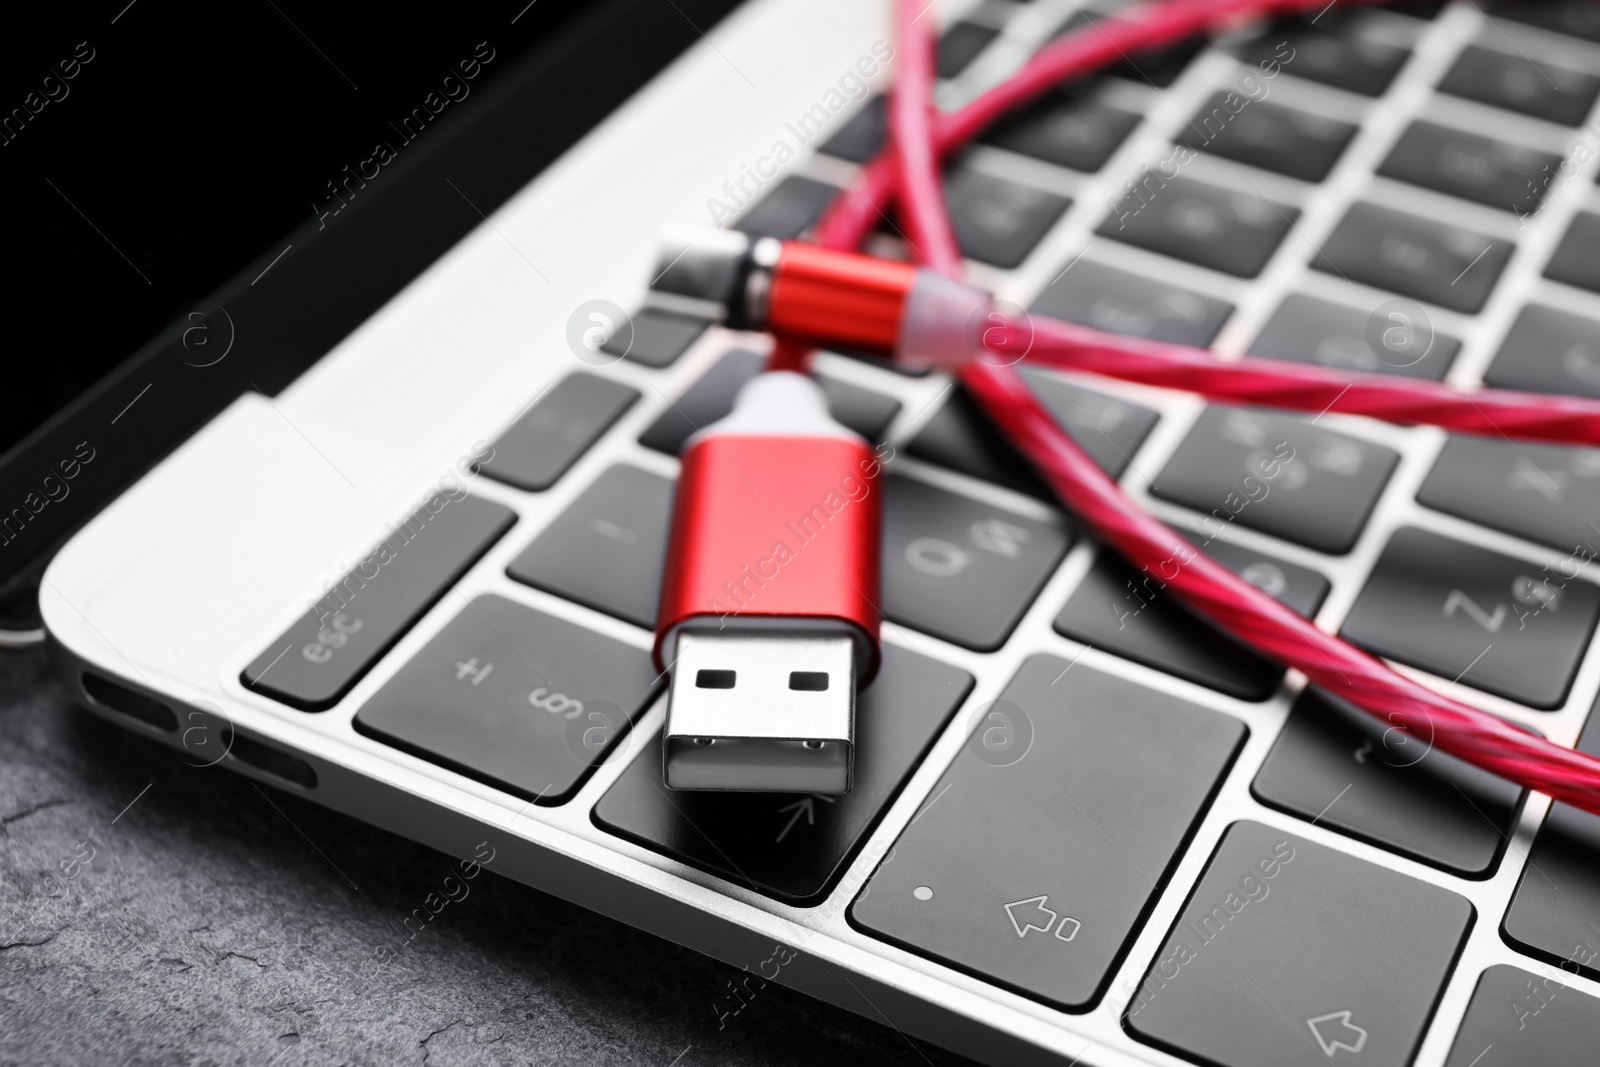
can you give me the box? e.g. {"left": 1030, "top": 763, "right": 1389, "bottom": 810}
{"left": 242, "top": 493, "right": 516, "bottom": 710}
{"left": 850, "top": 656, "right": 1245, "bottom": 1010}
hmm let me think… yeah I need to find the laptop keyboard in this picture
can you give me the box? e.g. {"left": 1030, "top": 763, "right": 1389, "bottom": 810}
{"left": 237, "top": 3, "right": 1600, "bottom": 1063}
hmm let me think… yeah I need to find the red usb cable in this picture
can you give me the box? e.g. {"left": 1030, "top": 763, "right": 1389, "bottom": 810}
{"left": 717, "top": 0, "right": 1600, "bottom": 815}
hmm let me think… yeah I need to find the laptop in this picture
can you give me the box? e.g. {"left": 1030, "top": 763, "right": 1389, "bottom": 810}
{"left": 33, "top": 0, "right": 1600, "bottom": 1063}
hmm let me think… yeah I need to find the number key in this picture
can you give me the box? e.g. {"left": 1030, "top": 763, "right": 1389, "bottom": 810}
{"left": 355, "top": 594, "right": 660, "bottom": 805}
{"left": 479, "top": 372, "right": 639, "bottom": 491}
{"left": 1341, "top": 527, "right": 1600, "bottom": 709}
{"left": 506, "top": 465, "right": 674, "bottom": 629}
{"left": 945, "top": 166, "right": 1072, "bottom": 269}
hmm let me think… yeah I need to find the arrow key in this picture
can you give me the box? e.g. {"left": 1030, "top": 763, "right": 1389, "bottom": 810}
{"left": 1127, "top": 821, "right": 1471, "bottom": 1067}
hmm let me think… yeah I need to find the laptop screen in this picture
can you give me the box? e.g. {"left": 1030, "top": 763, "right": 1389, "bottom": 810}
{"left": 0, "top": 0, "right": 741, "bottom": 597}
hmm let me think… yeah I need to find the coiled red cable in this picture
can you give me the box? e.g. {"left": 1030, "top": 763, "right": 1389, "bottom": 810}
{"left": 782, "top": 0, "right": 1600, "bottom": 816}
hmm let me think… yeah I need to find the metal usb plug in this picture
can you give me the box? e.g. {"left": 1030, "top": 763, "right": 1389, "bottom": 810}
{"left": 663, "top": 632, "right": 856, "bottom": 793}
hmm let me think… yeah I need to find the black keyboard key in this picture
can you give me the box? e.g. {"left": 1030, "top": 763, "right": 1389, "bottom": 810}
{"left": 980, "top": 91, "right": 1141, "bottom": 173}
{"left": 1379, "top": 121, "right": 1562, "bottom": 216}
{"left": 242, "top": 494, "right": 515, "bottom": 710}
{"left": 813, "top": 376, "right": 901, "bottom": 444}
{"left": 1239, "top": 15, "right": 1411, "bottom": 96}
{"left": 1419, "top": 435, "right": 1600, "bottom": 554}
{"left": 944, "top": 166, "right": 1071, "bottom": 269}
{"left": 1253, "top": 688, "right": 1524, "bottom": 876}
{"left": 1438, "top": 45, "right": 1600, "bottom": 127}
{"left": 1489, "top": 1, "right": 1600, "bottom": 43}
{"left": 881, "top": 475, "right": 1070, "bottom": 651}
{"left": 1098, "top": 175, "right": 1295, "bottom": 278}
{"left": 1151, "top": 406, "right": 1400, "bottom": 554}
{"left": 637, "top": 349, "right": 900, "bottom": 455}
{"left": 1445, "top": 964, "right": 1600, "bottom": 1066}
{"left": 938, "top": 21, "right": 999, "bottom": 79}
{"left": 1546, "top": 212, "right": 1600, "bottom": 295}
{"left": 506, "top": 465, "right": 673, "bottom": 629}
{"left": 478, "top": 373, "right": 639, "bottom": 492}
{"left": 1341, "top": 526, "right": 1600, "bottom": 709}
{"left": 594, "top": 644, "right": 973, "bottom": 904}
{"left": 1018, "top": 369, "right": 1162, "bottom": 481}
{"left": 1126, "top": 821, "right": 1472, "bottom": 1067}
{"left": 1484, "top": 303, "right": 1600, "bottom": 399}
{"left": 1054, "top": 539, "right": 1326, "bottom": 700}
{"left": 819, "top": 96, "right": 886, "bottom": 163}
{"left": 1178, "top": 93, "right": 1356, "bottom": 182}
{"left": 851, "top": 657, "right": 1245, "bottom": 1010}
{"left": 1250, "top": 292, "right": 1459, "bottom": 380}
{"left": 1052, "top": 12, "right": 1206, "bottom": 88}
{"left": 1029, "top": 258, "right": 1234, "bottom": 346}
{"left": 607, "top": 307, "right": 708, "bottom": 369}
{"left": 908, "top": 368, "right": 1160, "bottom": 497}
{"left": 354, "top": 594, "right": 658, "bottom": 805}
{"left": 1202, "top": 537, "right": 1331, "bottom": 617}
{"left": 1503, "top": 706, "right": 1600, "bottom": 982}
{"left": 734, "top": 175, "right": 839, "bottom": 239}
{"left": 1315, "top": 202, "right": 1513, "bottom": 313}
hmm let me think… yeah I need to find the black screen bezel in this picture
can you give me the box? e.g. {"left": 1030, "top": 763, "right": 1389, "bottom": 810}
{"left": 0, "top": 0, "right": 743, "bottom": 599}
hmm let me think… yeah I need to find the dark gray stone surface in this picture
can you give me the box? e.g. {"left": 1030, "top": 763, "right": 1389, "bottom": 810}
{"left": 0, "top": 648, "right": 977, "bottom": 1067}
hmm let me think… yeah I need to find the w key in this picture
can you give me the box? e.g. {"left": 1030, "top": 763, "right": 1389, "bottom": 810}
{"left": 881, "top": 475, "right": 1071, "bottom": 651}
{"left": 1340, "top": 527, "right": 1600, "bottom": 709}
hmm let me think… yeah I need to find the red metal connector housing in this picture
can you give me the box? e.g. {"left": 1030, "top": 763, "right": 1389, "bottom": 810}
{"left": 655, "top": 431, "right": 882, "bottom": 675}
{"left": 654, "top": 372, "right": 882, "bottom": 793}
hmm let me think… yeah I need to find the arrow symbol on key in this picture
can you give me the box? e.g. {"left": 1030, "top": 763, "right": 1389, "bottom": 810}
{"left": 774, "top": 795, "right": 834, "bottom": 843}
{"left": 1003, "top": 895, "right": 1058, "bottom": 938}
{"left": 1306, "top": 1010, "right": 1368, "bottom": 1057}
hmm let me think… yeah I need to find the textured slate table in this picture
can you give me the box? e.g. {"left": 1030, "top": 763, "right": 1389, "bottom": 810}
{"left": 0, "top": 648, "right": 978, "bottom": 1066}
